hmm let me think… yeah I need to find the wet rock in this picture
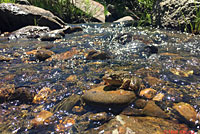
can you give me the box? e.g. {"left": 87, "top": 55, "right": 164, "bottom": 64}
{"left": 35, "top": 49, "right": 55, "bottom": 61}
{"left": 66, "top": 75, "right": 78, "bottom": 82}
{"left": 114, "top": 33, "right": 133, "bottom": 45}
{"left": 32, "top": 87, "right": 55, "bottom": 104}
{"left": 142, "top": 100, "right": 169, "bottom": 119}
{"left": 144, "top": 76, "right": 164, "bottom": 87}
{"left": 31, "top": 110, "right": 53, "bottom": 126}
{"left": 0, "top": 83, "right": 15, "bottom": 103}
{"left": 47, "top": 47, "right": 78, "bottom": 61}
{"left": 55, "top": 115, "right": 76, "bottom": 132}
{"left": 0, "top": 55, "right": 13, "bottom": 62}
{"left": 152, "top": 0, "right": 200, "bottom": 31}
{"left": 153, "top": 93, "right": 165, "bottom": 101}
{"left": 170, "top": 68, "right": 193, "bottom": 77}
{"left": 85, "top": 50, "right": 110, "bottom": 60}
{"left": 0, "top": 84, "right": 35, "bottom": 103}
{"left": 121, "top": 107, "right": 143, "bottom": 116}
{"left": 82, "top": 86, "right": 136, "bottom": 107}
{"left": 8, "top": 26, "right": 50, "bottom": 40}
{"left": 173, "top": 102, "right": 198, "bottom": 126}
{"left": 88, "top": 112, "right": 108, "bottom": 121}
{"left": 134, "top": 99, "right": 147, "bottom": 109}
{"left": 0, "top": 3, "right": 65, "bottom": 32}
{"left": 139, "top": 88, "right": 157, "bottom": 99}
{"left": 40, "top": 32, "right": 63, "bottom": 41}
{"left": 140, "top": 45, "right": 158, "bottom": 57}
{"left": 51, "top": 94, "right": 80, "bottom": 113}
{"left": 86, "top": 115, "right": 189, "bottom": 134}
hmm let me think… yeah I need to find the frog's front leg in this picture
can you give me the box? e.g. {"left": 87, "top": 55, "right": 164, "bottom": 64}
{"left": 119, "top": 78, "right": 131, "bottom": 90}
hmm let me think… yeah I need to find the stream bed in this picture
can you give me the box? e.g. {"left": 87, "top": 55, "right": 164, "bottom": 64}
{"left": 0, "top": 22, "right": 200, "bottom": 133}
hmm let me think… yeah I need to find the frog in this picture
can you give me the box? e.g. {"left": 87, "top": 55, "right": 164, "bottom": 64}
{"left": 102, "top": 70, "right": 143, "bottom": 92}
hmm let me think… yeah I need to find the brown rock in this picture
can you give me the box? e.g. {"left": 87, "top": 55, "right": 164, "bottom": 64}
{"left": 87, "top": 115, "right": 189, "bottom": 134}
{"left": 89, "top": 112, "right": 108, "bottom": 121}
{"left": 0, "top": 83, "right": 15, "bottom": 102}
{"left": 153, "top": 93, "right": 165, "bottom": 101}
{"left": 33, "top": 87, "right": 55, "bottom": 104}
{"left": 173, "top": 102, "right": 198, "bottom": 126}
{"left": 85, "top": 50, "right": 110, "bottom": 60}
{"left": 31, "top": 110, "right": 53, "bottom": 126}
{"left": 134, "top": 99, "right": 147, "bottom": 109}
{"left": 142, "top": 100, "right": 169, "bottom": 119}
{"left": 82, "top": 86, "right": 136, "bottom": 107}
{"left": 35, "top": 49, "right": 55, "bottom": 61}
{"left": 139, "top": 88, "right": 157, "bottom": 99}
{"left": 0, "top": 55, "right": 13, "bottom": 62}
{"left": 144, "top": 76, "right": 164, "bottom": 87}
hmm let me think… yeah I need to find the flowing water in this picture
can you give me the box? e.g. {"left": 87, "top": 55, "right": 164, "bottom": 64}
{"left": 0, "top": 22, "right": 200, "bottom": 133}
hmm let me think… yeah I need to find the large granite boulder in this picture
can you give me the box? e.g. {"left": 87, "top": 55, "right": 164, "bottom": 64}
{"left": 152, "top": 0, "right": 200, "bottom": 31}
{"left": 0, "top": 3, "right": 65, "bottom": 33}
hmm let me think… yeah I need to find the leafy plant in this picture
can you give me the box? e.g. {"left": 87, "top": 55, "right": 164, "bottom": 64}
{"left": 0, "top": 0, "right": 15, "bottom": 3}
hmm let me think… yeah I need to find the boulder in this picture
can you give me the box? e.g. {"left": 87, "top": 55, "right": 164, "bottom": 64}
{"left": 0, "top": 3, "right": 65, "bottom": 33}
{"left": 8, "top": 26, "right": 50, "bottom": 40}
{"left": 152, "top": 0, "right": 200, "bottom": 31}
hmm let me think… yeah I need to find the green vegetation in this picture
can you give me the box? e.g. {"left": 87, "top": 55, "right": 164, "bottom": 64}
{"left": 1, "top": 0, "right": 200, "bottom": 34}
{"left": 0, "top": 0, "right": 15, "bottom": 3}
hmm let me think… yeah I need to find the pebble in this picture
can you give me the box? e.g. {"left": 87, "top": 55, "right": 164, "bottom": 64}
{"left": 139, "top": 88, "right": 157, "bottom": 99}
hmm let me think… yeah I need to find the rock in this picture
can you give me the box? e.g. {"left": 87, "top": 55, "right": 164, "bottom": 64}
{"left": 32, "top": 87, "right": 55, "bottom": 104}
{"left": 39, "top": 32, "right": 63, "bottom": 41}
{"left": 142, "top": 100, "right": 169, "bottom": 119}
{"left": 55, "top": 116, "right": 76, "bottom": 132}
{"left": 35, "top": 49, "right": 55, "bottom": 61}
{"left": 82, "top": 86, "right": 136, "bottom": 107}
{"left": 8, "top": 26, "right": 50, "bottom": 40}
{"left": 114, "top": 16, "right": 134, "bottom": 22}
{"left": 141, "top": 45, "right": 158, "bottom": 57}
{"left": 85, "top": 50, "right": 110, "bottom": 60}
{"left": 0, "top": 83, "right": 15, "bottom": 103}
{"left": 16, "top": 0, "right": 30, "bottom": 5}
{"left": 152, "top": 0, "right": 200, "bottom": 31}
{"left": 0, "top": 83, "right": 35, "bottom": 103}
{"left": 144, "top": 76, "right": 164, "bottom": 87}
{"left": 134, "top": 99, "right": 147, "bottom": 109}
{"left": 139, "top": 88, "right": 157, "bottom": 99}
{"left": 51, "top": 94, "right": 80, "bottom": 113}
{"left": 0, "top": 3, "right": 65, "bottom": 32}
{"left": 31, "top": 110, "right": 53, "bottom": 126}
{"left": 153, "top": 93, "right": 165, "bottom": 101}
{"left": 39, "top": 26, "right": 82, "bottom": 41}
{"left": 0, "top": 55, "right": 13, "bottom": 61}
{"left": 173, "top": 102, "right": 198, "bottom": 126}
{"left": 88, "top": 112, "right": 108, "bottom": 121}
{"left": 86, "top": 115, "right": 189, "bottom": 134}
{"left": 69, "top": 0, "right": 106, "bottom": 22}
{"left": 121, "top": 107, "right": 143, "bottom": 116}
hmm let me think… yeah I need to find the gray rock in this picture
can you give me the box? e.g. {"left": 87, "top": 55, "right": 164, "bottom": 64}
{"left": 152, "top": 0, "right": 200, "bottom": 31}
{"left": 0, "top": 3, "right": 65, "bottom": 32}
{"left": 8, "top": 26, "right": 50, "bottom": 40}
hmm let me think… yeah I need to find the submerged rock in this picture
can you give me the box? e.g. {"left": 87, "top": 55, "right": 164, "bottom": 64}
{"left": 0, "top": 3, "right": 65, "bottom": 32}
{"left": 82, "top": 86, "right": 136, "bottom": 107}
{"left": 35, "top": 49, "right": 55, "bottom": 61}
{"left": 85, "top": 50, "right": 110, "bottom": 60}
{"left": 86, "top": 115, "right": 189, "bottom": 134}
{"left": 173, "top": 102, "right": 198, "bottom": 126}
{"left": 31, "top": 110, "right": 53, "bottom": 126}
{"left": 142, "top": 100, "right": 169, "bottom": 119}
